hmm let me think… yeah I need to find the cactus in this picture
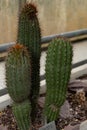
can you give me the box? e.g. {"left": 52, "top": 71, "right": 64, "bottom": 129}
{"left": 44, "top": 38, "right": 73, "bottom": 122}
{"left": 12, "top": 100, "right": 31, "bottom": 130}
{"left": 17, "top": 3, "right": 41, "bottom": 120}
{"left": 6, "top": 44, "right": 31, "bottom": 102}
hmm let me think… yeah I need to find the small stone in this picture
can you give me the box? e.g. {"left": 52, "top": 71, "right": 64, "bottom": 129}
{"left": 60, "top": 100, "right": 71, "bottom": 119}
{"left": 72, "top": 124, "right": 80, "bottom": 130}
{"left": 68, "top": 80, "right": 87, "bottom": 93}
{"left": 0, "top": 125, "right": 7, "bottom": 130}
{"left": 38, "top": 96, "right": 45, "bottom": 108}
{"left": 75, "top": 111, "right": 78, "bottom": 115}
{"left": 70, "top": 108, "right": 73, "bottom": 111}
{"left": 64, "top": 125, "right": 74, "bottom": 130}
{"left": 75, "top": 119, "right": 79, "bottom": 122}
{"left": 78, "top": 105, "right": 81, "bottom": 108}
{"left": 80, "top": 120, "right": 87, "bottom": 130}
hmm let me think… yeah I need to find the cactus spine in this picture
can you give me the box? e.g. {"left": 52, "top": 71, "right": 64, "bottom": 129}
{"left": 44, "top": 38, "right": 73, "bottom": 122}
{"left": 6, "top": 44, "right": 31, "bottom": 130}
{"left": 17, "top": 3, "right": 41, "bottom": 120}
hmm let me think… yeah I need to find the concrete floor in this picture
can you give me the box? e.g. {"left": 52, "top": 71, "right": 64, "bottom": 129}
{"left": 0, "top": 62, "right": 6, "bottom": 89}
{"left": 73, "top": 40, "right": 87, "bottom": 63}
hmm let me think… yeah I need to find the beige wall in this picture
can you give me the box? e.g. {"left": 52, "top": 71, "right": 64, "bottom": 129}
{"left": 0, "top": 0, "right": 87, "bottom": 44}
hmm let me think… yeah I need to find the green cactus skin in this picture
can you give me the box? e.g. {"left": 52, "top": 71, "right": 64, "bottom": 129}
{"left": 17, "top": 3, "right": 41, "bottom": 120}
{"left": 6, "top": 44, "right": 31, "bottom": 102}
{"left": 44, "top": 38, "right": 73, "bottom": 122}
{"left": 12, "top": 100, "right": 31, "bottom": 130}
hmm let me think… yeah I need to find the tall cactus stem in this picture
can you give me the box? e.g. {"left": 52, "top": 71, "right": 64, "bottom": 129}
{"left": 17, "top": 3, "right": 41, "bottom": 121}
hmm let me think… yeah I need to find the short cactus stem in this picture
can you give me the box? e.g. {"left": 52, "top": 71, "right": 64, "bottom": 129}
{"left": 44, "top": 38, "right": 73, "bottom": 122}
{"left": 6, "top": 44, "right": 31, "bottom": 102}
{"left": 12, "top": 100, "right": 31, "bottom": 130}
{"left": 6, "top": 44, "right": 31, "bottom": 130}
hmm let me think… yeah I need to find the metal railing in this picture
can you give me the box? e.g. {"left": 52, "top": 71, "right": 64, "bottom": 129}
{"left": 0, "top": 29, "right": 87, "bottom": 67}
{"left": 0, "top": 29, "right": 87, "bottom": 96}
{"left": 0, "top": 29, "right": 87, "bottom": 53}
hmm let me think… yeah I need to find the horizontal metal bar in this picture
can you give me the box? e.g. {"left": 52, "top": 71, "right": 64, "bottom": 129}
{"left": 72, "top": 59, "right": 87, "bottom": 68}
{"left": 41, "top": 38, "right": 87, "bottom": 51}
{"left": 0, "top": 88, "right": 8, "bottom": 97}
{"left": 40, "top": 59, "right": 87, "bottom": 81}
{"left": 41, "top": 29, "right": 87, "bottom": 43}
{"left": 0, "top": 42, "right": 15, "bottom": 53}
{"left": 0, "top": 29, "right": 87, "bottom": 53}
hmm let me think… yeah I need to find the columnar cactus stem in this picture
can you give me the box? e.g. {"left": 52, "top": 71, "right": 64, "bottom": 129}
{"left": 12, "top": 100, "right": 31, "bottom": 130}
{"left": 6, "top": 44, "right": 31, "bottom": 130}
{"left": 44, "top": 38, "right": 73, "bottom": 122}
{"left": 6, "top": 44, "right": 31, "bottom": 102}
{"left": 17, "top": 3, "right": 41, "bottom": 120}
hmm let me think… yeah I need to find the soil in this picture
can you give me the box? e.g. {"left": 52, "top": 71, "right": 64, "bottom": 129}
{"left": 0, "top": 76, "right": 87, "bottom": 130}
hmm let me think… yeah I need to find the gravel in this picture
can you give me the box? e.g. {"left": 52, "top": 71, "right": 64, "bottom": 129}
{"left": 0, "top": 90, "right": 87, "bottom": 130}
